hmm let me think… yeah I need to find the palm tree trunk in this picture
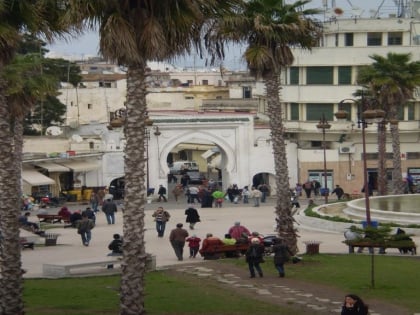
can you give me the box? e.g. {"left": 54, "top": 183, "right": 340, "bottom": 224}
{"left": 265, "top": 73, "right": 298, "bottom": 254}
{"left": 390, "top": 122, "right": 405, "bottom": 194}
{"left": 119, "top": 62, "right": 148, "bottom": 315}
{"left": 0, "top": 76, "right": 24, "bottom": 315}
{"left": 376, "top": 122, "right": 387, "bottom": 195}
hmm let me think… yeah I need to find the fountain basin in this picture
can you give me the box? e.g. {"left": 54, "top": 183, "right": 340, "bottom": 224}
{"left": 344, "top": 194, "right": 420, "bottom": 225}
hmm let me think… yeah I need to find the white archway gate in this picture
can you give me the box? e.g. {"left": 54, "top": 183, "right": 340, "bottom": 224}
{"left": 147, "top": 115, "right": 255, "bottom": 191}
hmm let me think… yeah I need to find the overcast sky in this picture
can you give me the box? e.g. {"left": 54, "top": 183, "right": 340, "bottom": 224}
{"left": 46, "top": 0, "right": 401, "bottom": 69}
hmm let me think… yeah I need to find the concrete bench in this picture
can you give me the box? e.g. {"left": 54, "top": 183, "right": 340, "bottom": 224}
{"left": 42, "top": 254, "right": 156, "bottom": 278}
{"left": 199, "top": 243, "right": 249, "bottom": 259}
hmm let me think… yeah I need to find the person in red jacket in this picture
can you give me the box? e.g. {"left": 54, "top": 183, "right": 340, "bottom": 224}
{"left": 185, "top": 234, "right": 201, "bottom": 258}
{"left": 228, "top": 221, "right": 251, "bottom": 241}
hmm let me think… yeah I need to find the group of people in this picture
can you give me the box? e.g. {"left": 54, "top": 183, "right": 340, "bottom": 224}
{"left": 295, "top": 181, "right": 347, "bottom": 200}
{"left": 168, "top": 182, "right": 271, "bottom": 208}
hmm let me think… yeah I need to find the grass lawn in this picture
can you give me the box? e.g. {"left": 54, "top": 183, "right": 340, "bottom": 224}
{"left": 24, "top": 272, "right": 296, "bottom": 315}
{"left": 23, "top": 254, "right": 420, "bottom": 314}
{"left": 227, "top": 253, "right": 420, "bottom": 311}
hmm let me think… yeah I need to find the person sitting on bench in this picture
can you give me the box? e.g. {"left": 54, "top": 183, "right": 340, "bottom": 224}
{"left": 107, "top": 234, "right": 123, "bottom": 256}
{"left": 18, "top": 212, "right": 40, "bottom": 233}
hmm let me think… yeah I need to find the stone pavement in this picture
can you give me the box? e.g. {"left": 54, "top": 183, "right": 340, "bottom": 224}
{"left": 19, "top": 196, "right": 420, "bottom": 314}
{"left": 21, "top": 196, "right": 420, "bottom": 278}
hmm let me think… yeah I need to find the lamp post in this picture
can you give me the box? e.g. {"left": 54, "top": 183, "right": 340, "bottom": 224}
{"left": 337, "top": 98, "right": 384, "bottom": 227}
{"left": 316, "top": 114, "right": 331, "bottom": 204}
{"left": 145, "top": 128, "right": 151, "bottom": 194}
{"left": 337, "top": 97, "right": 384, "bottom": 289}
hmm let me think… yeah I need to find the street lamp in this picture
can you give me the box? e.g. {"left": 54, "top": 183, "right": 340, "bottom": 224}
{"left": 316, "top": 114, "right": 331, "bottom": 204}
{"left": 145, "top": 128, "right": 151, "bottom": 194}
{"left": 338, "top": 97, "right": 385, "bottom": 290}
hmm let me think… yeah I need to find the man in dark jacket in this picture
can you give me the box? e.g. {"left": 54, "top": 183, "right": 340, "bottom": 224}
{"left": 245, "top": 238, "right": 265, "bottom": 278}
{"left": 272, "top": 238, "right": 293, "bottom": 277}
{"left": 108, "top": 233, "right": 123, "bottom": 256}
{"left": 157, "top": 185, "right": 167, "bottom": 202}
{"left": 169, "top": 223, "right": 189, "bottom": 261}
{"left": 332, "top": 185, "right": 345, "bottom": 200}
{"left": 102, "top": 198, "right": 117, "bottom": 224}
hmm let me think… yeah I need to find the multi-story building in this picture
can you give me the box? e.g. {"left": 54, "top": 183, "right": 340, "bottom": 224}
{"left": 279, "top": 0, "right": 420, "bottom": 194}
{"left": 22, "top": 0, "right": 419, "bottom": 199}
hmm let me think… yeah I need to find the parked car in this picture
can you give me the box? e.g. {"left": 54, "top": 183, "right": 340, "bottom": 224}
{"left": 169, "top": 161, "right": 199, "bottom": 175}
{"left": 187, "top": 171, "right": 205, "bottom": 184}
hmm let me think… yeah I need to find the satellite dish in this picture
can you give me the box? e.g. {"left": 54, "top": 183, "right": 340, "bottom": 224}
{"left": 45, "top": 126, "right": 63, "bottom": 136}
{"left": 333, "top": 7, "right": 343, "bottom": 16}
{"left": 71, "top": 134, "right": 83, "bottom": 143}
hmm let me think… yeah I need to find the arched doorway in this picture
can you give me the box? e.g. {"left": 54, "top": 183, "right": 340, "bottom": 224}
{"left": 109, "top": 176, "right": 125, "bottom": 200}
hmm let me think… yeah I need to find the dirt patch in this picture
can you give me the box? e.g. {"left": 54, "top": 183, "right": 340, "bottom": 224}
{"left": 166, "top": 260, "right": 411, "bottom": 315}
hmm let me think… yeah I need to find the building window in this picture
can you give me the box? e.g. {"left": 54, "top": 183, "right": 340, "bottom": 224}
{"left": 202, "top": 80, "right": 209, "bottom": 85}
{"left": 243, "top": 86, "right": 252, "bottom": 98}
{"left": 87, "top": 103, "right": 92, "bottom": 109}
{"left": 388, "top": 32, "right": 402, "bottom": 45}
{"left": 99, "top": 81, "right": 112, "bottom": 88}
{"left": 408, "top": 103, "right": 414, "bottom": 120}
{"left": 216, "top": 96, "right": 222, "bottom": 99}
{"left": 290, "top": 103, "right": 299, "bottom": 121}
{"left": 290, "top": 67, "right": 299, "bottom": 85}
{"left": 306, "top": 67, "right": 333, "bottom": 85}
{"left": 338, "top": 66, "right": 352, "bottom": 84}
{"left": 306, "top": 104, "right": 334, "bottom": 121}
{"left": 335, "top": 33, "right": 339, "bottom": 47}
{"left": 367, "top": 32, "right": 382, "bottom": 46}
{"left": 185, "top": 96, "right": 194, "bottom": 100}
{"left": 345, "top": 33, "right": 354, "bottom": 46}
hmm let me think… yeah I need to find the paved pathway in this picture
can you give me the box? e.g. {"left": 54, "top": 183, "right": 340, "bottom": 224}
{"left": 22, "top": 196, "right": 347, "bottom": 277}
{"left": 20, "top": 196, "right": 420, "bottom": 315}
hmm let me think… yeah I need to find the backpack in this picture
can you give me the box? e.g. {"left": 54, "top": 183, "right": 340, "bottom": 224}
{"left": 249, "top": 246, "right": 258, "bottom": 258}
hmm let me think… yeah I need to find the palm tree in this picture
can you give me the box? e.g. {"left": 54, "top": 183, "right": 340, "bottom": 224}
{"left": 358, "top": 53, "right": 420, "bottom": 195}
{"left": 217, "top": 0, "right": 321, "bottom": 253}
{"left": 65, "top": 1, "right": 239, "bottom": 314}
{"left": 0, "top": 2, "right": 71, "bottom": 313}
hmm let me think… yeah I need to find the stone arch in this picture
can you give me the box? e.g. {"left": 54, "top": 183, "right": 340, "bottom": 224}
{"left": 159, "top": 130, "right": 236, "bottom": 178}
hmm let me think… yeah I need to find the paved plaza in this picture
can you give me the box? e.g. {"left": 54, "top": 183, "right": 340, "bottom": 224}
{"left": 21, "top": 196, "right": 420, "bottom": 278}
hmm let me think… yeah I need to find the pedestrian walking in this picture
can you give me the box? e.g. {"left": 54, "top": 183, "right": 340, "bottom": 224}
{"left": 102, "top": 198, "right": 117, "bottom": 224}
{"left": 185, "top": 205, "right": 200, "bottom": 230}
{"left": 169, "top": 223, "right": 189, "bottom": 261}
{"left": 258, "top": 183, "right": 269, "bottom": 203}
{"left": 172, "top": 184, "right": 184, "bottom": 202}
{"left": 152, "top": 206, "right": 171, "bottom": 237}
{"left": 76, "top": 213, "right": 95, "bottom": 246}
{"left": 341, "top": 294, "right": 368, "bottom": 315}
{"left": 186, "top": 234, "right": 201, "bottom": 258}
{"left": 82, "top": 207, "right": 96, "bottom": 224}
{"left": 245, "top": 238, "right": 265, "bottom": 278}
{"left": 272, "top": 238, "right": 293, "bottom": 278}
{"left": 90, "top": 191, "right": 100, "bottom": 212}
{"left": 157, "top": 185, "right": 167, "bottom": 202}
{"left": 250, "top": 186, "right": 262, "bottom": 207}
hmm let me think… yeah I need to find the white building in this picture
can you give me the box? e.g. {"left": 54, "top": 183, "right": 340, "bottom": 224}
{"left": 22, "top": 0, "right": 420, "bottom": 199}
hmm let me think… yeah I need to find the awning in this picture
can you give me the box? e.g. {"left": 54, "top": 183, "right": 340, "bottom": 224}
{"left": 201, "top": 149, "right": 216, "bottom": 159}
{"left": 201, "top": 147, "right": 220, "bottom": 159}
{"left": 34, "top": 162, "right": 70, "bottom": 172}
{"left": 22, "top": 169, "right": 55, "bottom": 186}
{"left": 57, "top": 160, "right": 99, "bottom": 172}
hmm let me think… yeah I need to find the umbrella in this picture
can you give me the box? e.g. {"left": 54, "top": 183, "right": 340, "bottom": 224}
{"left": 212, "top": 190, "right": 224, "bottom": 199}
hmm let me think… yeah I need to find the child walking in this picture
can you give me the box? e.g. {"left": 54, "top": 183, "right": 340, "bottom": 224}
{"left": 186, "top": 235, "right": 201, "bottom": 258}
